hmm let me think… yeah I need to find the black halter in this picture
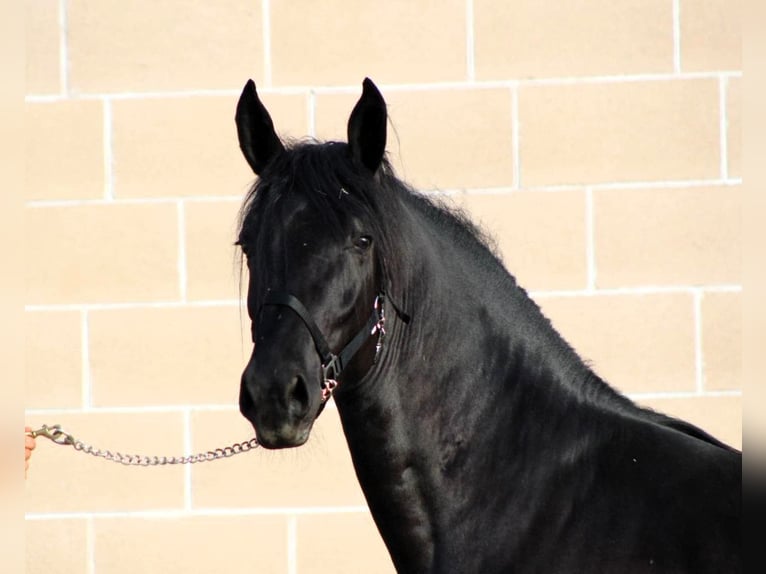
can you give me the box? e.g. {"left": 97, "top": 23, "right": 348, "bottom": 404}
{"left": 260, "top": 292, "right": 388, "bottom": 402}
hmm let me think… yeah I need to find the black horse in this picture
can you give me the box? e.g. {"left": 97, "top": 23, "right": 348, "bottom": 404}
{"left": 234, "top": 78, "right": 741, "bottom": 573}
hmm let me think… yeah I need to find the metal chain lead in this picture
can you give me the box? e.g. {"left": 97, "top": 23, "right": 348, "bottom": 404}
{"left": 27, "top": 424, "right": 260, "bottom": 466}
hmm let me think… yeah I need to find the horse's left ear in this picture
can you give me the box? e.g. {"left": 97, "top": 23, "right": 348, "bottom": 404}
{"left": 347, "top": 78, "right": 387, "bottom": 173}
{"left": 235, "top": 79, "right": 284, "bottom": 175}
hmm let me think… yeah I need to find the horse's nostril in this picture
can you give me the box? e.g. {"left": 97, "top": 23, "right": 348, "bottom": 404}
{"left": 287, "top": 374, "right": 310, "bottom": 417}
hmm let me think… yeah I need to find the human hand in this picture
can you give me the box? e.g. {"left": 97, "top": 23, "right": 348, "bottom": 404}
{"left": 25, "top": 427, "right": 36, "bottom": 478}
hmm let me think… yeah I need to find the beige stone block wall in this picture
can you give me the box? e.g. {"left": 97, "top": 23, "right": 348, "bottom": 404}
{"left": 25, "top": 1, "right": 741, "bottom": 573}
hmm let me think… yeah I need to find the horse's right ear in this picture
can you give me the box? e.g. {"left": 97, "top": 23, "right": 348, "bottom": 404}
{"left": 347, "top": 78, "right": 387, "bottom": 174}
{"left": 235, "top": 79, "right": 284, "bottom": 175}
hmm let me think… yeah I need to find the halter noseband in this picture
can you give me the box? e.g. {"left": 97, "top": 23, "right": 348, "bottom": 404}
{"left": 260, "top": 292, "right": 387, "bottom": 402}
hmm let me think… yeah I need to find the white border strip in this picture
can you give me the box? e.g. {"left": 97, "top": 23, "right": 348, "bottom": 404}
{"left": 628, "top": 390, "right": 741, "bottom": 401}
{"left": 177, "top": 201, "right": 188, "bottom": 302}
{"left": 719, "top": 75, "right": 730, "bottom": 179}
{"left": 81, "top": 310, "right": 92, "bottom": 409}
{"left": 24, "top": 178, "right": 743, "bottom": 210}
{"left": 183, "top": 409, "right": 193, "bottom": 511}
{"left": 102, "top": 98, "right": 114, "bottom": 200}
{"left": 585, "top": 188, "right": 596, "bottom": 290}
{"left": 24, "top": 71, "right": 744, "bottom": 102}
{"left": 25, "top": 299, "right": 242, "bottom": 312}
{"left": 511, "top": 85, "right": 520, "bottom": 189}
{"left": 86, "top": 516, "right": 96, "bottom": 574}
{"left": 25, "top": 405, "right": 237, "bottom": 416}
{"left": 287, "top": 516, "right": 298, "bottom": 574}
{"left": 26, "top": 196, "right": 244, "bottom": 208}
{"left": 58, "top": 0, "right": 69, "bottom": 94}
{"left": 672, "top": 0, "right": 682, "bottom": 73}
{"left": 465, "top": 0, "right": 476, "bottom": 81}
{"left": 693, "top": 290, "right": 705, "bottom": 392}
{"left": 529, "top": 284, "right": 742, "bottom": 299}
{"left": 26, "top": 506, "right": 371, "bottom": 520}
{"left": 308, "top": 89, "right": 317, "bottom": 138}
{"left": 262, "top": 0, "right": 273, "bottom": 87}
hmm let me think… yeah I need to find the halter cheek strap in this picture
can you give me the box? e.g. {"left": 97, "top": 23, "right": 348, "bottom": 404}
{"left": 260, "top": 292, "right": 386, "bottom": 402}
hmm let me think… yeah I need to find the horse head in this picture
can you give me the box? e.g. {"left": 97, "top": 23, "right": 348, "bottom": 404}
{"left": 235, "top": 78, "right": 398, "bottom": 449}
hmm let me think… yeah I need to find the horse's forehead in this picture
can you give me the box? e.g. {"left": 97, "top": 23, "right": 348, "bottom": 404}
{"left": 250, "top": 192, "right": 343, "bottom": 247}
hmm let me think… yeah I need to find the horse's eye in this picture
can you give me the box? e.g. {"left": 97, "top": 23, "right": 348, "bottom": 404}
{"left": 354, "top": 235, "right": 373, "bottom": 251}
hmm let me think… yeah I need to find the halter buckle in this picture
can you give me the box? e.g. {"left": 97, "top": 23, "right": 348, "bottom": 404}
{"left": 322, "top": 354, "right": 341, "bottom": 380}
{"left": 321, "top": 355, "right": 342, "bottom": 402}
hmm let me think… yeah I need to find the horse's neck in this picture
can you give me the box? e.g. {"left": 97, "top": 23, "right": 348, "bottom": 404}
{"left": 397, "top": 199, "right": 604, "bottom": 405}
{"left": 335, "top": 202, "right": 633, "bottom": 571}
{"left": 334, "top": 305, "right": 605, "bottom": 571}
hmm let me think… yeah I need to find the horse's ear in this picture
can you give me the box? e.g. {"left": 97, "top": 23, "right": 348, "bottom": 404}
{"left": 235, "top": 79, "right": 284, "bottom": 175}
{"left": 347, "top": 78, "right": 387, "bottom": 173}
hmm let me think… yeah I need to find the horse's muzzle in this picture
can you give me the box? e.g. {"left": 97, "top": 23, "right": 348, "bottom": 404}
{"left": 239, "top": 366, "right": 315, "bottom": 449}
